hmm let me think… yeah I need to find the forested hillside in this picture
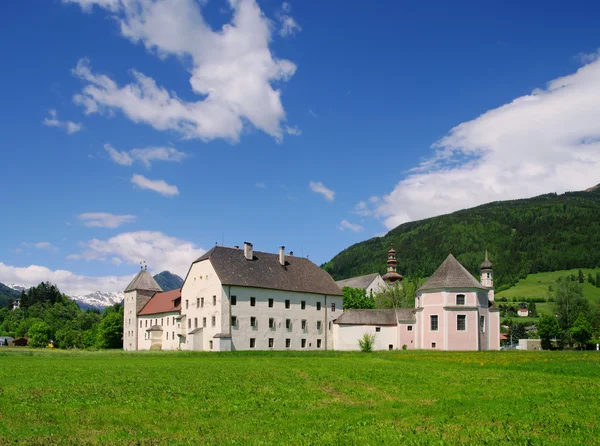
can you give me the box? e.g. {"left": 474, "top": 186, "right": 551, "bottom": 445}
{"left": 323, "top": 190, "right": 600, "bottom": 288}
{"left": 0, "top": 283, "right": 20, "bottom": 309}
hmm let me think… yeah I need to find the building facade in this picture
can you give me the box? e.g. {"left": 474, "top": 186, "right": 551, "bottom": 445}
{"left": 335, "top": 273, "right": 386, "bottom": 297}
{"left": 124, "top": 243, "right": 343, "bottom": 351}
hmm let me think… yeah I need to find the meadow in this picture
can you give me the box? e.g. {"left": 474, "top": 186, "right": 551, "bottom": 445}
{"left": 1, "top": 349, "right": 599, "bottom": 445}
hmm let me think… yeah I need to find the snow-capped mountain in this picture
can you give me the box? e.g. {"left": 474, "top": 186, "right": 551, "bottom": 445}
{"left": 71, "top": 290, "right": 124, "bottom": 310}
{"left": 7, "top": 283, "right": 29, "bottom": 293}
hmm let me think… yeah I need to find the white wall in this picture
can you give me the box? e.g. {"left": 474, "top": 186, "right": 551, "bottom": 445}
{"left": 333, "top": 324, "right": 397, "bottom": 351}
{"left": 136, "top": 312, "right": 181, "bottom": 351}
{"left": 366, "top": 275, "right": 386, "bottom": 297}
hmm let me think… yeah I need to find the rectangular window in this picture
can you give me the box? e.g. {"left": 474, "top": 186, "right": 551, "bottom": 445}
{"left": 331, "top": 303, "right": 336, "bottom": 312}
{"left": 285, "top": 299, "right": 290, "bottom": 309}
{"left": 268, "top": 338, "right": 274, "bottom": 348}
{"left": 301, "top": 319, "right": 307, "bottom": 330}
{"left": 250, "top": 338, "right": 255, "bottom": 348}
{"left": 196, "top": 298, "right": 200, "bottom": 308}
{"left": 317, "top": 321, "right": 322, "bottom": 330}
{"left": 268, "top": 298, "right": 273, "bottom": 308}
{"left": 167, "top": 318, "right": 169, "bottom": 327}
{"left": 145, "top": 320, "right": 148, "bottom": 328}
{"left": 194, "top": 318, "right": 198, "bottom": 328}
{"left": 251, "top": 316, "right": 256, "bottom": 327}
{"left": 166, "top": 332, "right": 169, "bottom": 340}
{"left": 301, "top": 301, "right": 306, "bottom": 310}
{"left": 231, "top": 316, "right": 237, "bottom": 327}
{"left": 203, "top": 317, "right": 207, "bottom": 327}
{"left": 212, "top": 316, "right": 216, "bottom": 327}
{"left": 456, "top": 294, "right": 465, "bottom": 305}
{"left": 140, "top": 320, "right": 142, "bottom": 328}
{"left": 269, "top": 318, "right": 275, "bottom": 329}
{"left": 430, "top": 315, "right": 439, "bottom": 331}
{"left": 480, "top": 315, "right": 485, "bottom": 332}
{"left": 161, "top": 318, "right": 164, "bottom": 326}
{"left": 285, "top": 339, "right": 291, "bottom": 348}
{"left": 213, "top": 295, "right": 216, "bottom": 306}
{"left": 317, "top": 339, "right": 322, "bottom": 348}
{"left": 172, "top": 331, "right": 175, "bottom": 340}
{"left": 432, "top": 342, "right": 436, "bottom": 348}
{"left": 201, "top": 297, "right": 204, "bottom": 308}
{"left": 329, "top": 321, "right": 332, "bottom": 330}
{"left": 375, "top": 327, "right": 381, "bottom": 332}
{"left": 250, "top": 297, "right": 256, "bottom": 307}
{"left": 172, "top": 317, "right": 175, "bottom": 325}
{"left": 407, "top": 325, "right": 413, "bottom": 331}
{"left": 457, "top": 315, "right": 466, "bottom": 331}
{"left": 316, "top": 302, "right": 321, "bottom": 311}
{"left": 209, "top": 340, "right": 213, "bottom": 350}
{"left": 188, "top": 319, "right": 191, "bottom": 329}
{"left": 186, "top": 300, "right": 189, "bottom": 309}
{"left": 286, "top": 318, "right": 291, "bottom": 329}
{"left": 301, "top": 339, "right": 306, "bottom": 348}
{"left": 231, "top": 295, "right": 236, "bottom": 306}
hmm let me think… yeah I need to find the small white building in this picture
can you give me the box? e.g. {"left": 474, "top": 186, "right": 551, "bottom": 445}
{"left": 517, "top": 308, "right": 529, "bottom": 317}
{"left": 124, "top": 243, "right": 344, "bottom": 352}
{"left": 336, "top": 273, "right": 386, "bottom": 297}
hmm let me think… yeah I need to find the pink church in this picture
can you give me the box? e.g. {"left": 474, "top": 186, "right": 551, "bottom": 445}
{"left": 333, "top": 251, "right": 500, "bottom": 351}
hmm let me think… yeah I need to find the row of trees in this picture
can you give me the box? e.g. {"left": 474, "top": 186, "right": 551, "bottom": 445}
{"left": 342, "top": 278, "right": 424, "bottom": 310}
{"left": 0, "top": 282, "right": 123, "bottom": 349}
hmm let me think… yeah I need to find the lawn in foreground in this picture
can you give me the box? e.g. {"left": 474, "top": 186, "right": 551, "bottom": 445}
{"left": 0, "top": 349, "right": 599, "bottom": 445}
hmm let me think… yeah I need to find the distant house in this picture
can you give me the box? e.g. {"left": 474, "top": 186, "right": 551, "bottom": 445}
{"left": 0, "top": 336, "right": 14, "bottom": 346}
{"left": 336, "top": 273, "right": 386, "bottom": 296}
{"left": 518, "top": 339, "right": 541, "bottom": 351}
{"left": 517, "top": 308, "right": 529, "bottom": 317}
{"left": 11, "top": 337, "right": 28, "bottom": 347}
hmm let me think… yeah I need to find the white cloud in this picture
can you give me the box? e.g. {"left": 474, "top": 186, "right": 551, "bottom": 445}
{"left": 68, "top": 230, "right": 205, "bottom": 278}
{"left": 104, "top": 143, "right": 187, "bottom": 168}
{"left": 78, "top": 212, "right": 136, "bottom": 228}
{"left": 309, "top": 181, "right": 335, "bottom": 201}
{"left": 68, "top": 0, "right": 297, "bottom": 142}
{"left": 0, "top": 262, "right": 132, "bottom": 295}
{"left": 62, "top": 0, "right": 119, "bottom": 12}
{"left": 131, "top": 174, "right": 179, "bottom": 197}
{"left": 337, "top": 220, "right": 364, "bottom": 232}
{"left": 279, "top": 16, "right": 301, "bottom": 37}
{"left": 353, "top": 200, "right": 371, "bottom": 217}
{"left": 576, "top": 48, "right": 600, "bottom": 64}
{"left": 284, "top": 125, "right": 302, "bottom": 136}
{"left": 42, "top": 109, "right": 82, "bottom": 134}
{"left": 29, "top": 242, "right": 59, "bottom": 253}
{"left": 8, "top": 248, "right": 23, "bottom": 254}
{"left": 373, "top": 55, "right": 600, "bottom": 229}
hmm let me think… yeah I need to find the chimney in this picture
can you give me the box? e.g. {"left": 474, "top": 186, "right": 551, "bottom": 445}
{"left": 234, "top": 245, "right": 239, "bottom": 249}
{"left": 244, "top": 242, "right": 253, "bottom": 260}
{"left": 279, "top": 246, "right": 285, "bottom": 266}
{"left": 289, "top": 251, "right": 294, "bottom": 256}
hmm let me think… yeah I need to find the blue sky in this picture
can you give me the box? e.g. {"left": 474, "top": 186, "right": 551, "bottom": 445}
{"left": 1, "top": 0, "right": 600, "bottom": 294}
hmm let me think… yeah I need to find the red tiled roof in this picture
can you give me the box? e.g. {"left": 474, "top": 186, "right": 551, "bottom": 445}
{"left": 138, "top": 289, "right": 181, "bottom": 316}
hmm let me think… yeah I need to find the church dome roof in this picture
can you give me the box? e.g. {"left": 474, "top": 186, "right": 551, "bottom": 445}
{"left": 480, "top": 250, "right": 493, "bottom": 270}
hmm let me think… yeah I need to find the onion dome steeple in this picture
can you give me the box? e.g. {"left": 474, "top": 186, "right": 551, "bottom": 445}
{"left": 382, "top": 248, "right": 403, "bottom": 284}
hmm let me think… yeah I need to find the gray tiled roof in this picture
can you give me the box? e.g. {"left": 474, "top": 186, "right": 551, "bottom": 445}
{"left": 418, "top": 254, "right": 486, "bottom": 292}
{"left": 188, "top": 327, "right": 203, "bottom": 335}
{"left": 193, "top": 246, "right": 343, "bottom": 296}
{"left": 396, "top": 308, "right": 416, "bottom": 322}
{"left": 334, "top": 309, "right": 398, "bottom": 325}
{"left": 213, "top": 333, "right": 231, "bottom": 338}
{"left": 336, "top": 273, "right": 380, "bottom": 290}
{"left": 147, "top": 325, "right": 163, "bottom": 331}
{"left": 124, "top": 269, "right": 163, "bottom": 293}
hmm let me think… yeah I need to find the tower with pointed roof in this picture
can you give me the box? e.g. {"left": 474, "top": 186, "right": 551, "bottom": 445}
{"left": 382, "top": 248, "right": 403, "bottom": 284}
{"left": 480, "top": 249, "right": 493, "bottom": 290}
{"left": 123, "top": 265, "right": 163, "bottom": 351}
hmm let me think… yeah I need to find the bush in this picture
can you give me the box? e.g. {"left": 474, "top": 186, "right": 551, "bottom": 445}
{"left": 358, "top": 333, "right": 376, "bottom": 352}
{"left": 402, "top": 344, "right": 407, "bottom": 350}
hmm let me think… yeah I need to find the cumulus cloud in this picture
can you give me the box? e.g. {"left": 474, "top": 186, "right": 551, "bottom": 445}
{"left": 78, "top": 212, "right": 136, "bottom": 228}
{"left": 67, "top": 230, "right": 205, "bottom": 278}
{"left": 277, "top": 2, "right": 301, "bottom": 37}
{"left": 22, "top": 242, "right": 59, "bottom": 253}
{"left": 42, "top": 109, "right": 82, "bottom": 134}
{"left": 104, "top": 143, "right": 187, "bottom": 168}
{"left": 67, "top": 0, "right": 297, "bottom": 142}
{"left": 284, "top": 125, "right": 302, "bottom": 136}
{"left": 309, "top": 181, "right": 335, "bottom": 201}
{"left": 370, "top": 55, "right": 600, "bottom": 229}
{"left": 0, "top": 262, "right": 131, "bottom": 296}
{"left": 337, "top": 219, "right": 363, "bottom": 232}
{"left": 131, "top": 174, "right": 179, "bottom": 197}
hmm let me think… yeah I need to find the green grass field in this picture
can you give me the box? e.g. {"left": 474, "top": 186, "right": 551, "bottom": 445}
{"left": 1, "top": 349, "right": 599, "bottom": 445}
{"left": 496, "top": 268, "right": 600, "bottom": 307}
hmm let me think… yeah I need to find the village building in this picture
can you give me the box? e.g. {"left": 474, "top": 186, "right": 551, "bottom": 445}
{"left": 333, "top": 250, "right": 500, "bottom": 351}
{"left": 124, "top": 243, "right": 344, "bottom": 352}
{"left": 335, "top": 273, "right": 386, "bottom": 296}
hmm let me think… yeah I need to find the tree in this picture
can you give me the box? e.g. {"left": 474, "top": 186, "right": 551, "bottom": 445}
{"left": 553, "top": 278, "right": 591, "bottom": 331}
{"left": 537, "top": 315, "right": 560, "bottom": 350}
{"left": 28, "top": 322, "right": 53, "bottom": 348}
{"left": 578, "top": 269, "right": 584, "bottom": 284}
{"left": 373, "top": 278, "right": 422, "bottom": 309}
{"left": 596, "top": 272, "right": 600, "bottom": 288}
{"left": 570, "top": 313, "right": 593, "bottom": 349}
{"left": 342, "top": 287, "right": 376, "bottom": 309}
{"left": 358, "top": 333, "right": 375, "bottom": 352}
{"left": 528, "top": 301, "right": 538, "bottom": 318}
{"left": 96, "top": 312, "right": 123, "bottom": 349}
{"left": 508, "top": 322, "right": 527, "bottom": 344}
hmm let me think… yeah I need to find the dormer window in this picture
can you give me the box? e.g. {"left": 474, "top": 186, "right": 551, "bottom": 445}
{"left": 456, "top": 294, "right": 465, "bottom": 305}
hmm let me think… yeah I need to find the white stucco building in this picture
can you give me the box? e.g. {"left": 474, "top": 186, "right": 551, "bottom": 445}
{"left": 336, "top": 273, "right": 386, "bottom": 297}
{"left": 124, "top": 243, "right": 344, "bottom": 351}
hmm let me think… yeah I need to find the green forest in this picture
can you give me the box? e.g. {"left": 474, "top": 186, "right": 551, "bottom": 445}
{"left": 0, "top": 282, "right": 122, "bottom": 349}
{"left": 323, "top": 190, "right": 600, "bottom": 289}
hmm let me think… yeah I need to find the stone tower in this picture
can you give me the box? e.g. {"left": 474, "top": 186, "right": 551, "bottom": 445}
{"left": 382, "top": 248, "right": 403, "bottom": 284}
{"left": 480, "top": 250, "right": 494, "bottom": 300}
{"left": 123, "top": 266, "right": 163, "bottom": 351}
